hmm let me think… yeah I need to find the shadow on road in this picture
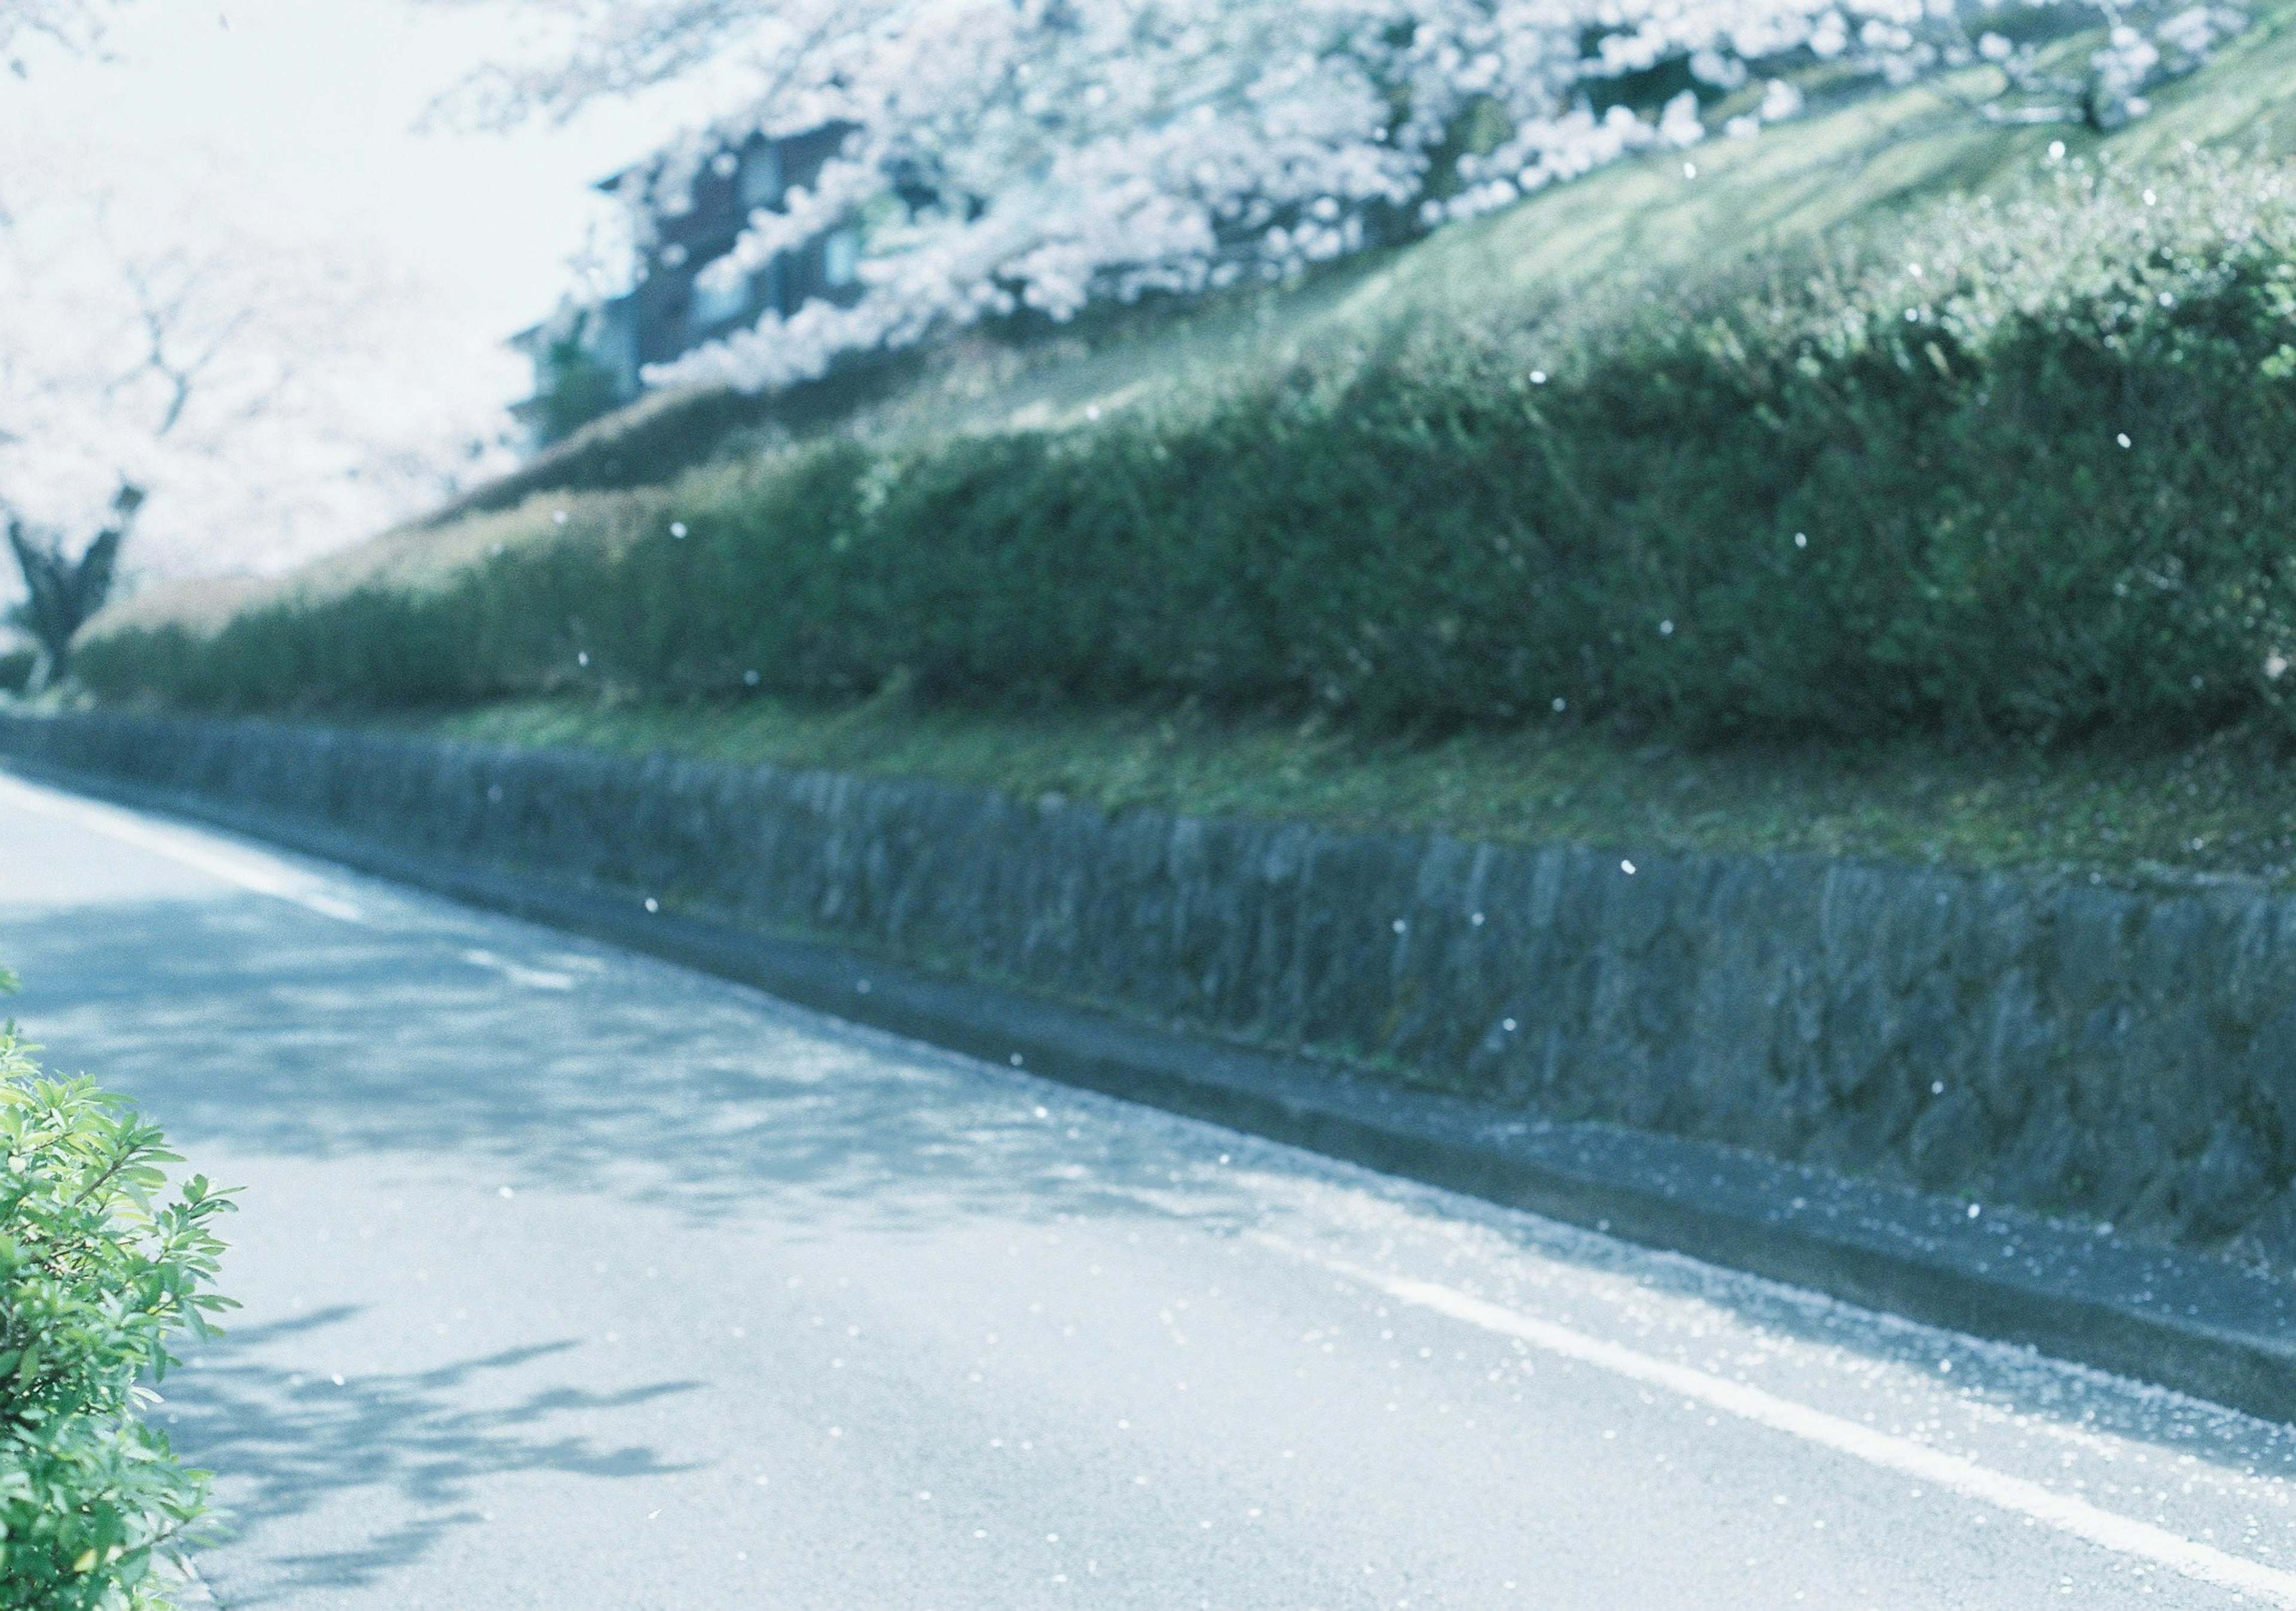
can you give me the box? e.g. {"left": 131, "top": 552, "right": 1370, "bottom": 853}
{"left": 161, "top": 1307, "right": 697, "bottom": 1606}
{"left": 4, "top": 890, "right": 1211, "bottom": 1233}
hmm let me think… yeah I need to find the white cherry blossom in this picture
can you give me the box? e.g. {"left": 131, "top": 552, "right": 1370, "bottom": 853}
{"left": 444, "top": 0, "right": 2245, "bottom": 395}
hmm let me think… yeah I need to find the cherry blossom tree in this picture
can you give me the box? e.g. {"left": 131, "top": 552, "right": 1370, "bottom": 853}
{"left": 0, "top": 139, "right": 511, "bottom": 686}
{"left": 7, "top": 485, "right": 137, "bottom": 689}
{"left": 442, "top": 0, "right": 2247, "bottom": 398}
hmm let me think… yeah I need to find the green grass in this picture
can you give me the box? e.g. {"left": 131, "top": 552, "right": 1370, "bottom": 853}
{"left": 407, "top": 693, "right": 2296, "bottom": 889}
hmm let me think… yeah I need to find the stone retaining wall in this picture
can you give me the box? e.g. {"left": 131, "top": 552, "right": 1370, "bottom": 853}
{"left": 8, "top": 710, "right": 2295, "bottom": 1257}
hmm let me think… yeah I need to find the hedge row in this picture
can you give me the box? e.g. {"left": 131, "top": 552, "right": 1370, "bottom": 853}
{"left": 83, "top": 155, "right": 2296, "bottom": 744}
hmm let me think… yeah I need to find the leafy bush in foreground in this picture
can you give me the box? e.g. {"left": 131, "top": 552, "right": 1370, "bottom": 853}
{"left": 0, "top": 969, "right": 233, "bottom": 1610}
{"left": 81, "top": 153, "right": 2296, "bottom": 746}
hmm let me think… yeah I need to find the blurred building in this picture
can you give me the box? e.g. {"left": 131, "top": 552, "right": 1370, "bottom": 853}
{"left": 510, "top": 125, "right": 863, "bottom": 447}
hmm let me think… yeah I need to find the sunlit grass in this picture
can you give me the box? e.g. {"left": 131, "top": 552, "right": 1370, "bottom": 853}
{"left": 408, "top": 694, "right": 2296, "bottom": 889}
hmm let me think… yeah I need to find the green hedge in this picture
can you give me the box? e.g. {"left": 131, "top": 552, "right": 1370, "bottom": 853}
{"left": 416, "top": 344, "right": 924, "bottom": 529}
{"left": 0, "top": 969, "right": 233, "bottom": 1609}
{"left": 83, "top": 155, "right": 2296, "bottom": 744}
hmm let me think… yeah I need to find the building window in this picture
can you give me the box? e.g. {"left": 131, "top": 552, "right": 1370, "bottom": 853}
{"left": 689, "top": 259, "right": 752, "bottom": 329}
{"left": 823, "top": 227, "right": 861, "bottom": 289}
{"left": 739, "top": 143, "right": 783, "bottom": 209}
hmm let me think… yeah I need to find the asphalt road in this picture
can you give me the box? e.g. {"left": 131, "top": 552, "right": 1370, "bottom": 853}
{"left": 5, "top": 769, "right": 2296, "bottom": 1610}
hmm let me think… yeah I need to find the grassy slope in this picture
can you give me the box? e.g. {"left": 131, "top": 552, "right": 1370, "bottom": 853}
{"left": 101, "top": 9, "right": 2296, "bottom": 623}
{"left": 112, "top": 8, "right": 2296, "bottom": 884}
{"left": 839, "top": 22, "right": 2296, "bottom": 447}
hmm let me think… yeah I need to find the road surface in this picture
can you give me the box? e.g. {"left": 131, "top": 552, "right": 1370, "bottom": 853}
{"left": 3, "top": 767, "right": 2295, "bottom": 1610}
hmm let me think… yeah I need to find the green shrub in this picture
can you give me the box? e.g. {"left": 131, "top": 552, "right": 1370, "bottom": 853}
{"left": 422, "top": 346, "right": 922, "bottom": 529}
{"left": 0, "top": 968, "right": 234, "bottom": 1609}
{"left": 528, "top": 326, "right": 625, "bottom": 450}
{"left": 78, "top": 154, "right": 2296, "bottom": 747}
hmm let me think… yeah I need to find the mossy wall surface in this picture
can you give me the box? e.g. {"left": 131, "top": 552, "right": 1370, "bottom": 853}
{"left": 11, "top": 710, "right": 2296, "bottom": 1260}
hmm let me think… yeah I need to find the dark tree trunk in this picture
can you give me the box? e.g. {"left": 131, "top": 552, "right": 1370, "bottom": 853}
{"left": 5, "top": 483, "right": 142, "bottom": 692}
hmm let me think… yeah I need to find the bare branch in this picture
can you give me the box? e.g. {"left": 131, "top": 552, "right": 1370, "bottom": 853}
{"left": 0, "top": 137, "right": 513, "bottom": 613}
{"left": 422, "top": 0, "right": 790, "bottom": 130}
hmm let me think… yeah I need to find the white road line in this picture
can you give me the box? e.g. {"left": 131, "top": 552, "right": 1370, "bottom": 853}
{"left": 0, "top": 773, "right": 365, "bottom": 924}
{"left": 462, "top": 949, "right": 576, "bottom": 992}
{"left": 1308, "top": 1251, "right": 2296, "bottom": 1606}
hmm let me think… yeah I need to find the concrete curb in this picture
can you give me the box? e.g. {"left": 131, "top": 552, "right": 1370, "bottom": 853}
{"left": 14, "top": 754, "right": 2296, "bottom": 1423}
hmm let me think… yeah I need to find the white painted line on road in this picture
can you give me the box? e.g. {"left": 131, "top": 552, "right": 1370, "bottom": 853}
{"left": 0, "top": 773, "right": 365, "bottom": 923}
{"left": 461, "top": 948, "right": 576, "bottom": 991}
{"left": 1301, "top": 1249, "right": 2296, "bottom": 1606}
